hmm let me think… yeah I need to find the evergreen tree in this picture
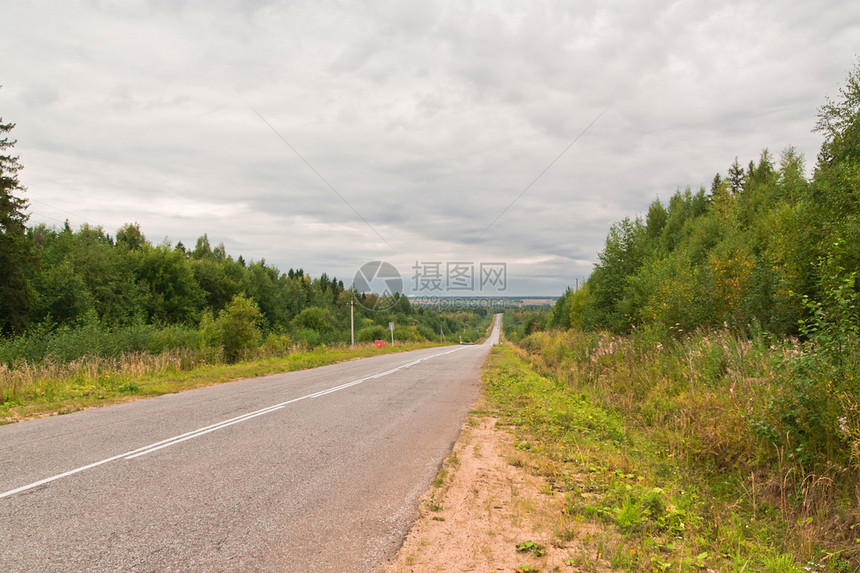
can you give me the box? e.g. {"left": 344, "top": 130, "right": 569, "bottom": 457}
{"left": 0, "top": 104, "right": 35, "bottom": 333}
{"left": 710, "top": 173, "right": 722, "bottom": 195}
{"left": 727, "top": 157, "right": 745, "bottom": 194}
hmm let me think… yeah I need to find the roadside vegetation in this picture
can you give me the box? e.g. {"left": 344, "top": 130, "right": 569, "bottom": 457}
{"left": 485, "top": 62, "right": 860, "bottom": 570}
{"left": 0, "top": 340, "right": 443, "bottom": 423}
{"left": 483, "top": 341, "right": 847, "bottom": 572}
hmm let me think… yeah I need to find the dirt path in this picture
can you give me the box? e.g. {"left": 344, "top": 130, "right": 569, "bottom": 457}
{"left": 384, "top": 415, "right": 602, "bottom": 572}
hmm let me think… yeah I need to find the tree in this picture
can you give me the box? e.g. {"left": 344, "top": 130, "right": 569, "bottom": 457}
{"left": 710, "top": 173, "right": 723, "bottom": 194}
{"left": 0, "top": 103, "right": 36, "bottom": 333}
{"left": 549, "top": 287, "right": 572, "bottom": 328}
{"left": 727, "top": 157, "right": 745, "bottom": 194}
{"left": 582, "top": 217, "right": 647, "bottom": 332}
{"left": 132, "top": 244, "right": 204, "bottom": 324}
{"left": 811, "top": 60, "right": 860, "bottom": 298}
{"left": 191, "top": 257, "right": 240, "bottom": 313}
{"left": 814, "top": 58, "right": 860, "bottom": 168}
{"left": 116, "top": 222, "right": 146, "bottom": 251}
{"left": 644, "top": 198, "right": 668, "bottom": 241}
{"left": 192, "top": 234, "right": 213, "bottom": 260}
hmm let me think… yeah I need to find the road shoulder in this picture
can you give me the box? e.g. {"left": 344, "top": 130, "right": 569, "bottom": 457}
{"left": 383, "top": 411, "right": 598, "bottom": 572}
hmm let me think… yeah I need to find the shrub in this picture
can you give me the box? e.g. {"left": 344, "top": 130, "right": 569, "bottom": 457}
{"left": 203, "top": 294, "right": 263, "bottom": 363}
{"left": 357, "top": 325, "right": 387, "bottom": 342}
{"left": 262, "top": 333, "right": 292, "bottom": 357}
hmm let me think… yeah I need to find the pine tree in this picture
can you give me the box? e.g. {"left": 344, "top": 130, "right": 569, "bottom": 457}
{"left": 0, "top": 101, "right": 36, "bottom": 333}
{"left": 727, "top": 157, "right": 745, "bottom": 194}
{"left": 710, "top": 173, "right": 722, "bottom": 194}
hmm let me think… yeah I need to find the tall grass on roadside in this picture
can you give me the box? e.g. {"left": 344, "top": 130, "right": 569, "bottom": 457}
{"left": 483, "top": 344, "right": 810, "bottom": 572}
{"left": 0, "top": 347, "right": 218, "bottom": 405}
{"left": 0, "top": 336, "right": 443, "bottom": 423}
{"left": 516, "top": 319, "right": 860, "bottom": 563}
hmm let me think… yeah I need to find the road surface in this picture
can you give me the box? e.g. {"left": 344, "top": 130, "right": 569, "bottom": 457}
{"left": 0, "top": 315, "right": 502, "bottom": 572}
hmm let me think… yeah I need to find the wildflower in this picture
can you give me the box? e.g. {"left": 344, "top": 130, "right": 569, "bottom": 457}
{"left": 839, "top": 416, "right": 850, "bottom": 437}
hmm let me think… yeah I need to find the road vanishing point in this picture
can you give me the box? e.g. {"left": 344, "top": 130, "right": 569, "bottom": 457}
{"left": 0, "top": 316, "right": 502, "bottom": 572}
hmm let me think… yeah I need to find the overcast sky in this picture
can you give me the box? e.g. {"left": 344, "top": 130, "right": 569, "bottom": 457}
{"left": 2, "top": 0, "right": 858, "bottom": 296}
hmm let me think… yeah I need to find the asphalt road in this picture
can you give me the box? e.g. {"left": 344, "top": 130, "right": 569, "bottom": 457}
{"left": 0, "top": 315, "right": 502, "bottom": 572}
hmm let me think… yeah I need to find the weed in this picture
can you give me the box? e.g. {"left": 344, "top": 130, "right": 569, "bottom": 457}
{"left": 552, "top": 525, "right": 577, "bottom": 547}
{"left": 433, "top": 467, "right": 448, "bottom": 488}
{"left": 423, "top": 496, "right": 444, "bottom": 512}
{"left": 516, "top": 541, "right": 546, "bottom": 557}
{"left": 760, "top": 552, "right": 803, "bottom": 573}
{"left": 681, "top": 551, "right": 709, "bottom": 569}
{"left": 613, "top": 497, "right": 647, "bottom": 532}
{"left": 538, "top": 482, "right": 554, "bottom": 495}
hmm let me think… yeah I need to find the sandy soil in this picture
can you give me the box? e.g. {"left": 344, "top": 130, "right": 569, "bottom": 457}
{"left": 383, "top": 415, "right": 601, "bottom": 573}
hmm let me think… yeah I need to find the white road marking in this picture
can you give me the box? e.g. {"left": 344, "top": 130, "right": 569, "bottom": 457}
{"left": 0, "top": 346, "right": 467, "bottom": 500}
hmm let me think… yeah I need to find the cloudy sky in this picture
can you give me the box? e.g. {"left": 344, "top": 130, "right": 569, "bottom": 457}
{"left": 2, "top": 0, "right": 858, "bottom": 296}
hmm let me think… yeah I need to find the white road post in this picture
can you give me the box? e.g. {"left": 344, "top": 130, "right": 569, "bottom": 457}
{"left": 350, "top": 298, "right": 355, "bottom": 348}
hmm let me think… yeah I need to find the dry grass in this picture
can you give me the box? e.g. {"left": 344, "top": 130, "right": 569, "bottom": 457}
{"left": 0, "top": 342, "right": 442, "bottom": 423}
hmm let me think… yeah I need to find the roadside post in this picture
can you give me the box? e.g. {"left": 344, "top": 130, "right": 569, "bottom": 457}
{"left": 389, "top": 321, "right": 394, "bottom": 345}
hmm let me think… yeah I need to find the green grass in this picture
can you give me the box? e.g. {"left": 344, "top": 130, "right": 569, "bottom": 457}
{"left": 479, "top": 343, "right": 829, "bottom": 572}
{"left": 0, "top": 342, "right": 444, "bottom": 423}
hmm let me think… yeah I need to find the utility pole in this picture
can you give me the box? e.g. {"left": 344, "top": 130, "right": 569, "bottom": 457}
{"left": 350, "top": 298, "right": 355, "bottom": 348}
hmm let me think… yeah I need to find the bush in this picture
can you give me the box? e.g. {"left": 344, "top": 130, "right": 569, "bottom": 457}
{"left": 201, "top": 294, "right": 263, "bottom": 363}
{"left": 261, "top": 333, "right": 292, "bottom": 357}
{"left": 0, "top": 315, "right": 206, "bottom": 366}
{"left": 756, "top": 260, "right": 860, "bottom": 469}
{"left": 357, "top": 325, "right": 387, "bottom": 342}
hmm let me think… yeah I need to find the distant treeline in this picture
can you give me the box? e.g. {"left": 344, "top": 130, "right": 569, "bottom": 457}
{"left": 551, "top": 63, "right": 860, "bottom": 338}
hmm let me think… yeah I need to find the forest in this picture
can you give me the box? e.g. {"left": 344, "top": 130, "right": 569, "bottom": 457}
{"left": 0, "top": 216, "right": 491, "bottom": 368}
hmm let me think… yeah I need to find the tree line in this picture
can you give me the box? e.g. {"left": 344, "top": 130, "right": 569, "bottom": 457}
{"left": 0, "top": 217, "right": 491, "bottom": 362}
{"left": 551, "top": 62, "right": 860, "bottom": 339}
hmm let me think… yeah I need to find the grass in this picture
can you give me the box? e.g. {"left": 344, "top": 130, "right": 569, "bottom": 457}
{"left": 0, "top": 341, "right": 444, "bottom": 423}
{"left": 478, "top": 342, "right": 842, "bottom": 572}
